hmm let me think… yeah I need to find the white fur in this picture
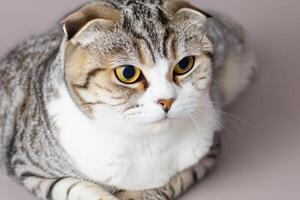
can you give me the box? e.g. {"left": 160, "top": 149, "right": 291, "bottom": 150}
{"left": 47, "top": 58, "right": 219, "bottom": 190}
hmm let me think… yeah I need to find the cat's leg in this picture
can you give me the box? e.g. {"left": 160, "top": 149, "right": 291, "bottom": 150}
{"left": 116, "top": 134, "right": 221, "bottom": 200}
{"left": 15, "top": 170, "right": 118, "bottom": 200}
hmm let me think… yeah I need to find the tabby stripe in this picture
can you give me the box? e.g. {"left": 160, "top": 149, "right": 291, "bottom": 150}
{"left": 94, "top": 83, "right": 113, "bottom": 93}
{"left": 74, "top": 68, "right": 105, "bottom": 89}
{"left": 157, "top": 7, "right": 169, "bottom": 24}
{"left": 130, "top": 30, "right": 156, "bottom": 63}
{"left": 168, "top": 184, "right": 176, "bottom": 199}
{"left": 121, "top": 105, "right": 140, "bottom": 113}
{"left": 162, "top": 29, "right": 171, "bottom": 58}
{"left": 66, "top": 181, "right": 82, "bottom": 200}
{"left": 204, "top": 51, "right": 214, "bottom": 61}
{"left": 125, "top": 0, "right": 138, "bottom": 6}
{"left": 133, "top": 39, "right": 146, "bottom": 65}
{"left": 11, "top": 158, "right": 26, "bottom": 167}
{"left": 110, "top": 96, "right": 123, "bottom": 100}
{"left": 46, "top": 177, "right": 67, "bottom": 200}
{"left": 20, "top": 171, "right": 47, "bottom": 181}
{"left": 38, "top": 49, "right": 59, "bottom": 131}
{"left": 206, "top": 151, "right": 218, "bottom": 159}
{"left": 33, "top": 179, "right": 44, "bottom": 196}
{"left": 179, "top": 176, "right": 185, "bottom": 194}
{"left": 111, "top": 101, "right": 128, "bottom": 107}
{"left": 81, "top": 101, "right": 104, "bottom": 107}
{"left": 170, "top": 33, "right": 177, "bottom": 61}
{"left": 6, "top": 114, "right": 18, "bottom": 158}
{"left": 202, "top": 164, "right": 210, "bottom": 176}
{"left": 191, "top": 168, "right": 199, "bottom": 183}
{"left": 101, "top": 0, "right": 119, "bottom": 9}
{"left": 163, "top": 28, "right": 176, "bottom": 61}
{"left": 157, "top": 189, "right": 171, "bottom": 200}
{"left": 25, "top": 152, "right": 57, "bottom": 177}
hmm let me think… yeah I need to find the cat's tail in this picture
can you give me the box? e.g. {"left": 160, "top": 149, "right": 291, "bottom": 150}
{"left": 206, "top": 11, "right": 258, "bottom": 107}
{"left": 0, "top": 125, "right": 6, "bottom": 177}
{"left": 219, "top": 44, "right": 257, "bottom": 107}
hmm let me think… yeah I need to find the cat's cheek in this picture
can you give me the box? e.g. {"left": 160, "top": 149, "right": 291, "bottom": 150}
{"left": 194, "top": 78, "right": 211, "bottom": 91}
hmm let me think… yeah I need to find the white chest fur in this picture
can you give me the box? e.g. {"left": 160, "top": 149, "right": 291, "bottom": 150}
{"left": 47, "top": 87, "right": 215, "bottom": 190}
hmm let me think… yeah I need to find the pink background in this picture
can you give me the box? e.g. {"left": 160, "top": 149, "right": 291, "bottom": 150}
{"left": 1, "top": 0, "right": 300, "bottom": 199}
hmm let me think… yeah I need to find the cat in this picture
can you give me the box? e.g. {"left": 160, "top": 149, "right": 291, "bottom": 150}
{"left": 0, "top": 0, "right": 256, "bottom": 199}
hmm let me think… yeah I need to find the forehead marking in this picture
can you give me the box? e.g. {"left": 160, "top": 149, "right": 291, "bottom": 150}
{"left": 130, "top": 30, "right": 156, "bottom": 63}
{"left": 162, "top": 28, "right": 177, "bottom": 60}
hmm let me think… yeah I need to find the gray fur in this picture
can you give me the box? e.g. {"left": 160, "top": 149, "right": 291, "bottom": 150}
{"left": 0, "top": 0, "right": 254, "bottom": 199}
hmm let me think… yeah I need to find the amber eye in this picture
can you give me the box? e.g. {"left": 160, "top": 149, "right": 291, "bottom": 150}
{"left": 115, "top": 65, "right": 141, "bottom": 84}
{"left": 174, "top": 56, "right": 195, "bottom": 76}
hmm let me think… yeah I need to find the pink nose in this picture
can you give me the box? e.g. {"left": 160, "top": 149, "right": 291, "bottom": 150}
{"left": 157, "top": 99, "right": 175, "bottom": 113}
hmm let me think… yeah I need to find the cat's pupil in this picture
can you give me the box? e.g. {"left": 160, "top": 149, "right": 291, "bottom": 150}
{"left": 179, "top": 57, "right": 189, "bottom": 69}
{"left": 123, "top": 65, "right": 136, "bottom": 79}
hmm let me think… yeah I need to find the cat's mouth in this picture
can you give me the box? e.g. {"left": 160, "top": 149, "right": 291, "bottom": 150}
{"left": 147, "top": 114, "right": 175, "bottom": 125}
{"left": 153, "top": 116, "right": 169, "bottom": 123}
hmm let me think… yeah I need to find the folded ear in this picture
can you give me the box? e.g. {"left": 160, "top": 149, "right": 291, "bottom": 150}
{"left": 62, "top": 2, "right": 120, "bottom": 41}
{"left": 176, "top": 8, "right": 207, "bottom": 24}
{"left": 165, "top": 0, "right": 210, "bottom": 23}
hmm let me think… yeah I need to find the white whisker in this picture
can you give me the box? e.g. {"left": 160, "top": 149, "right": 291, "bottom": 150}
{"left": 194, "top": 104, "right": 253, "bottom": 129}
{"left": 188, "top": 113, "right": 201, "bottom": 132}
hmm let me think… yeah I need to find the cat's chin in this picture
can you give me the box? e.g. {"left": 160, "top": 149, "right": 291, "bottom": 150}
{"left": 142, "top": 115, "right": 169, "bottom": 125}
{"left": 141, "top": 117, "right": 172, "bottom": 130}
{"left": 134, "top": 116, "right": 192, "bottom": 135}
{"left": 137, "top": 112, "right": 184, "bottom": 126}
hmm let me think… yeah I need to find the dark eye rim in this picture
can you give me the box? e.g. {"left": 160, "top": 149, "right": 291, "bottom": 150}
{"left": 173, "top": 56, "right": 196, "bottom": 76}
{"left": 114, "top": 65, "right": 144, "bottom": 84}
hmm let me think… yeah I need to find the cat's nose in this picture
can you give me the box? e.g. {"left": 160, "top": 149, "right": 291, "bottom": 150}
{"left": 157, "top": 99, "right": 175, "bottom": 113}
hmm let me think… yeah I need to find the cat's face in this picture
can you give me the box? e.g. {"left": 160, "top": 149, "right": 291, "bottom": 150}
{"left": 63, "top": 0, "right": 218, "bottom": 135}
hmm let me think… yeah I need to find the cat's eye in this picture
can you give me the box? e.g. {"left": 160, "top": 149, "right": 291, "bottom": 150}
{"left": 114, "top": 65, "right": 141, "bottom": 84}
{"left": 174, "top": 56, "right": 195, "bottom": 76}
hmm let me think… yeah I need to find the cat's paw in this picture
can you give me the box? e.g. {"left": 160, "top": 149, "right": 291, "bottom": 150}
{"left": 116, "top": 191, "right": 144, "bottom": 200}
{"left": 65, "top": 181, "right": 119, "bottom": 200}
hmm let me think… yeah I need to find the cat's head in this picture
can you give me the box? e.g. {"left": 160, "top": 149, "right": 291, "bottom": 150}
{"left": 62, "top": 0, "right": 219, "bottom": 135}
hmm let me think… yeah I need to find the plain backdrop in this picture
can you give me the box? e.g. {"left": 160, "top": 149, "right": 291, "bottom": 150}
{"left": 0, "top": 0, "right": 300, "bottom": 200}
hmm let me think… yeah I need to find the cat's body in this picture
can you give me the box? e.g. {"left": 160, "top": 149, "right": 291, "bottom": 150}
{"left": 0, "top": 0, "right": 256, "bottom": 199}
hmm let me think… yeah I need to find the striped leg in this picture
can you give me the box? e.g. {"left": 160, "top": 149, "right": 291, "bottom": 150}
{"left": 19, "top": 174, "right": 118, "bottom": 200}
{"left": 116, "top": 134, "right": 221, "bottom": 200}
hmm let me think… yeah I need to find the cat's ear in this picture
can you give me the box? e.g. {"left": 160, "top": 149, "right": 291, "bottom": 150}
{"left": 165, "top": 1, "right": 211, "bottom": 24}
{"left": 176, "top": 8, "right": 207, "bottom": 24}
{"left": 62, "top": 2, "right": 120, "bottom": 41}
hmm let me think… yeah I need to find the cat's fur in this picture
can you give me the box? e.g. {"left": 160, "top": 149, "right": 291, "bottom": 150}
{"left": 0, "top": 0, "right": 256, "bottom": 199}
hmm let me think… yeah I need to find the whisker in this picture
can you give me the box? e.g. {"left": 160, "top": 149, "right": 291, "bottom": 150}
{"left": 195, "top": 104, "right": 253, "bottom": 129}
{"left": 188, "top": 113, "right": 201, "bottom": 133}
{"left": 191, "top": 109, "right": 226, "bottom": 131}
{"left": 192, "top": 106, "right": 236, "bottom": 129}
